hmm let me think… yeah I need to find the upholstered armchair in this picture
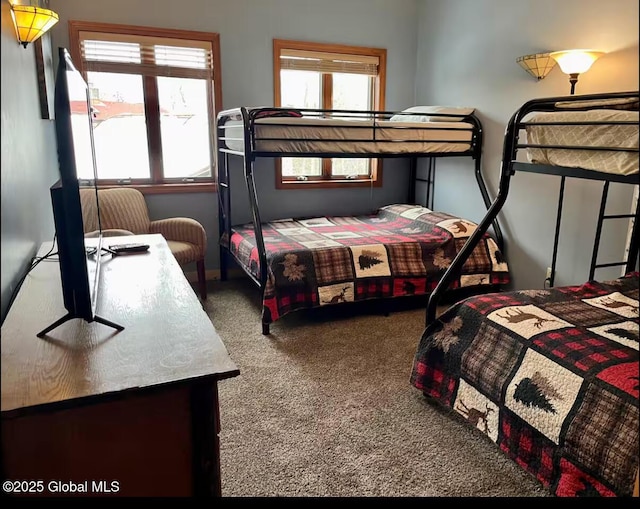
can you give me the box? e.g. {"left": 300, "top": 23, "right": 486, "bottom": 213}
{"left": 80, "top": 188, "right": 208, "bottom": 300}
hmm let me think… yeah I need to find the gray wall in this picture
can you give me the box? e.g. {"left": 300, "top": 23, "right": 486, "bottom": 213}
{"left": 1, "top": 0, "right": 59, "bottom": 322}
{"left": 416, "top": 0, "right": 639, "bottom": 290}
{"left": 48, "top": 0, "right": 420, "bottom": 272}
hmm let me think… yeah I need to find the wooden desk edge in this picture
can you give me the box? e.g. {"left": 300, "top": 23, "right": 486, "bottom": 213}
{"left": 1, "top": 368, "right": 240, "bottom": 419}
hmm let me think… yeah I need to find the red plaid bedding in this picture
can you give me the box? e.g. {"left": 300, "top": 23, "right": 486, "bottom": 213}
{"left": 222, "top": 204, "right": 509, "bottom": 324}
{"left": 411, "top": 272, "right": 639, "bottom": 497}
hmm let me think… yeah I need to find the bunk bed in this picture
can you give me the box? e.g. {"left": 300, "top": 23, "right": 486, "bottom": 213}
{"left": 216, "top": 106, "right": 509, "bottom": 334}
{"left": 411, "top": 91, "right": 639, "bottom": 497}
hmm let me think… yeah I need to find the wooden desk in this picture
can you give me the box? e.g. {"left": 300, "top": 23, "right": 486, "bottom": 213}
{"left": 1, "top": 234, "right": 239, "bottom": 497}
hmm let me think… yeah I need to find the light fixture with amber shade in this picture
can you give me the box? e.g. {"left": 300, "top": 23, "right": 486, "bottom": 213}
{"left": 9, "top": 1, "right": 59, "bottom": 49}
{"left": 516, "top": 52, "right": 557, "bottom": 81}
{"left": 549, "top": 49, "right": 605, "bottom": 95}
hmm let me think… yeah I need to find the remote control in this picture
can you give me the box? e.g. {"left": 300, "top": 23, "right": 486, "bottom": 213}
{"left": 109, "top": 243, "right": 150, "bottom": 254}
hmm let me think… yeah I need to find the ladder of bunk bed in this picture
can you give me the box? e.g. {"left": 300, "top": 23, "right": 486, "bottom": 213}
{"left": 412, "top": 157, "right": 436, "bottom": 210}
{"left": 588, "top": 182, "right": 639, "bottom": 280}
{"left": 621, "top": 185, "right": 640, "bottom": 276}
{"left": 216, "top": 107, "right": 270, "bottom": 292}
{"left": 217, "top": 148, "right": 230, "bottom": 281}
{"left": 547, "top": 177, "right": 640, "bottom": 287}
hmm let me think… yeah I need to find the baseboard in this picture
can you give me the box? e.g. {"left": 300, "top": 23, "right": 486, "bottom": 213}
{"left": 184, "top": 268, "right": 245, "bottom": 283}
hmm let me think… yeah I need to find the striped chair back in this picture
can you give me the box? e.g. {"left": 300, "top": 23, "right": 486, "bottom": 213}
{"left": 96, "top": 188, "right": 151, "bottom": 234}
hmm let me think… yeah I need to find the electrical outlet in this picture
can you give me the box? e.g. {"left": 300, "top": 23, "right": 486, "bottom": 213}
{"left": 545, "top": 267, "right": 553, "bottom": 280}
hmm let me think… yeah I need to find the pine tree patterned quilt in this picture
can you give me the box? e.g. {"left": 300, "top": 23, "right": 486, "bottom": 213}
{"left": 223, "top": 204, "right": 509, "bottom": 325}
{"left": 410, "top": 272, "right": 639, "bottom": 497}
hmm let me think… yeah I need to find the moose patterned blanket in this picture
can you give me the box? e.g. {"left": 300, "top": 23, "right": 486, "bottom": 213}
{"left": 411, "top": 272, "right": 639, "bottom": 497}
{"left": 223, "top": 204, "right": 509, "bottom": 325}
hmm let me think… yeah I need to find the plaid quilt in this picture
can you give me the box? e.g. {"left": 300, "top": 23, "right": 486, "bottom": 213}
{"left": 410, "top": 272, "right": 639, "bottom": 497}
{"left": 223, "top": 204, "right": 509, "bottom": 324}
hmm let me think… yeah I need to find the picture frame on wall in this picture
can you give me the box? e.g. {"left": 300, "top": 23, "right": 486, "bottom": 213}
{"left": 34, "top": 32, "right": 55, "bottom": 120}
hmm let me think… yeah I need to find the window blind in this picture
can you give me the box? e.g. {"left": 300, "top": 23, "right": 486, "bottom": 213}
{"left": 79, "top": 31, "right": 213, "bottom": 79}
{"left": 280, "top": 48, "right": 379, "bottom": 76}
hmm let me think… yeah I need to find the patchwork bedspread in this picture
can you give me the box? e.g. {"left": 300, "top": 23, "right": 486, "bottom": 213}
{"left": 411, "top": 272, "right": 639, "bottom": 497}
{"left": 223, "top": 204, "right": 509, "bottom": 324}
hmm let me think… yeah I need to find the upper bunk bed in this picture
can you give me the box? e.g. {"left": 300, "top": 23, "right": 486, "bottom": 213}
{"left": 424, "top": 90, "right": 640, "bottom": 325}
{"left": 215, "top": 106, "right": 510, "bottom": 335}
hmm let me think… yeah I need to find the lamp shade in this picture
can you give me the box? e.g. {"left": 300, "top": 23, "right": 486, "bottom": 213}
{"left": 549, "top": 49, "right": 605, "bottom": 75}
{"left": 516, "top": 53, "right": 557, "bottom": 80}
{"left": 10, "top": 4, "right": 59, "bottom": 48}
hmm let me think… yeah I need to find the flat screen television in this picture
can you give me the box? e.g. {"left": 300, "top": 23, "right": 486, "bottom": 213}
{"left": 37, "top": 48, "right": 123, "bottom": 338}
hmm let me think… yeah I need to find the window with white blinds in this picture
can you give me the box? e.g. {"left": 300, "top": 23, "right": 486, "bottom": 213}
{"left": 279, "top": 49, "right": 379, "bottom": 76}
{"left": 79, "top": 33, "right": 214, "bottom": 79}
{"left": 273, "top": 39, "right": 387, "bottom": 190}
{"left": 69, "top": 21, "right": 222, "bottom": 190}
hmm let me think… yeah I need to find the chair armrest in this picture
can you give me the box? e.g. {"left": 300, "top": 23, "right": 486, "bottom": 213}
{"left": 85, "top": 229, "right": 134, "bottom": 238}
{"left": 149, "top": 218, "right": 207, "bottom": 258}
{"left": 101, "top": 229, "right": 136, "bottom": 238}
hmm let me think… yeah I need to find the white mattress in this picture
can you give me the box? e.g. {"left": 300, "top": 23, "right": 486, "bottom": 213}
{"left": 222, "top": 117, "right": 474, "bottom": 154}
{"left": 524, "top": 109, "right": 639, "bottom": 176}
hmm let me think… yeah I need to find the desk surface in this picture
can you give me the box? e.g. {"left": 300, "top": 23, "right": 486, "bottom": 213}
{"left": 1, "top": 234, "right": 239, "bottom": 415}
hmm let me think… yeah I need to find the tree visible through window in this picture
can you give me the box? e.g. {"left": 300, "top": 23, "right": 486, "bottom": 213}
{"left": 69, "top": 21, "right": 222, "bottom": 191}
{"left": 273, "top": 39, "right": 387, "bottom": 189}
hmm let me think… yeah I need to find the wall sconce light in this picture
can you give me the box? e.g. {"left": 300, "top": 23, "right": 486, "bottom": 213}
{"left": 9, "top": 1, "right": 59, "bottom": 49}
{"left": 549, "top": 49, "right": 605, "bottom": 95}
{"left": 516, "top": 52, "right": 557, "bottom": 81}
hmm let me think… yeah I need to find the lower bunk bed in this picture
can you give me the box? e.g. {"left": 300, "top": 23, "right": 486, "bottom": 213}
{"left": 410, "top": 271, "right": 639, "bottom": 497}
{"left": 221, "top": 203, "right": 509, "bottom": 331}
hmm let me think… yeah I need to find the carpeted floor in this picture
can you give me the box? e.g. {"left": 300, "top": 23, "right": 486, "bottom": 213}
{"left": 205, "top": 278, "right": 550, "bottom": 498}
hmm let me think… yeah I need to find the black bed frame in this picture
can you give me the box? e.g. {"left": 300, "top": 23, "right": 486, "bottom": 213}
{"left": 216, "top": 106, "right": 503, "bottom": 334}
{"left": 425, "top": 90, "right": 640, "bottom": 325}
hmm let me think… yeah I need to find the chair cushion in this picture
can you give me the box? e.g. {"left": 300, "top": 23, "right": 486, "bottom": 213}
{"left": 166, "top": 240, "right": 202, "bottom": 266}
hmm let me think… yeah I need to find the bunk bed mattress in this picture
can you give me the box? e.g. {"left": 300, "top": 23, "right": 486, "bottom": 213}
{"left": 410, "top": 271, "right": 639, "bottom": 497}
{"left": 223, "top": 117, "right": 474, "bottom": 154}
{"left": 222, "top": 204, "right": 509, "bottom": 324}
{"left": 525, "top": 110, "right": 639, "bottom": 176}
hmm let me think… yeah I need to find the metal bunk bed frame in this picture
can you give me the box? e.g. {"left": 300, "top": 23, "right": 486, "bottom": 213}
{"left": 215, "top": 106, "right": 504, "bottom": 334}
{"left": 425, "top": 90, "right": 640, "bottom": 325}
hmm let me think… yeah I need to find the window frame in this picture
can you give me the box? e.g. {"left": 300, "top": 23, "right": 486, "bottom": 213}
{"left": 273, "top": 39, "right": 387, "bottom": 190}
{"left": 69, "top": 20, "right": 222, "bottom": 194}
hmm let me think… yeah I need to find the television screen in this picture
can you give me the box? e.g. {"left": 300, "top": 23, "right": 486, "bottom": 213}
{"left": 65, "top": 58, "right": 97, "bottom": 181}
{"left": 38, "top": 48, "right": 122, "bottom": 337}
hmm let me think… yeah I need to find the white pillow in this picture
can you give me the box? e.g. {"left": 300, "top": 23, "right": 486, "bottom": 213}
{"left": 389, "top": 105, "right": 475, "bottom": 122}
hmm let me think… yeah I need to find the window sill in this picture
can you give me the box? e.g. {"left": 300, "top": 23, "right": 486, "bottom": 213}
{"left": 97, "top": 182, "right": 217, "bottom": 195}
{"left": 277, "top": 178, "right": 381, "bottom": 190}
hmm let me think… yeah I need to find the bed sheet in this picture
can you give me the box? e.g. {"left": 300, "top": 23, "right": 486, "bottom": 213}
{"left": 524, "top": 109, "right": 639, "bottom": 176}
{"left": 223, "top": 116, "right": 475, "bottom": 154}
{"left": 411, "top": 272, "right": 639, "bottom": 497}
{"left": 222, "top": 204, "right": 509, "bottom": 325}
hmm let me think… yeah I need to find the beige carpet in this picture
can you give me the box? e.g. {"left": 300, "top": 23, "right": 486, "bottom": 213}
{"left": 206, "top": 278, "right": 549, "bottom": 498}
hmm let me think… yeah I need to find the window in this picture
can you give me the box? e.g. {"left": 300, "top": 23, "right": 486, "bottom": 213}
{"left": 273, "top": 39, "right": 387, "bottom": 189}
{"left": 69, "top": 21, "right": 222, "bottom": 193}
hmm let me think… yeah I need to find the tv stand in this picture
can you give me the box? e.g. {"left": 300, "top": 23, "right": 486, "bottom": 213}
{"left": 2, "top": 234, "right": 239, "bottom": 497}
{"left": 36, "top": 312, "right": 124, "bottom": 338}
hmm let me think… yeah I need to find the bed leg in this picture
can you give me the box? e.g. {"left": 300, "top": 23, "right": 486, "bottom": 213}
{"left": 262, "top": 322, "right": 270, "bottom": 335}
